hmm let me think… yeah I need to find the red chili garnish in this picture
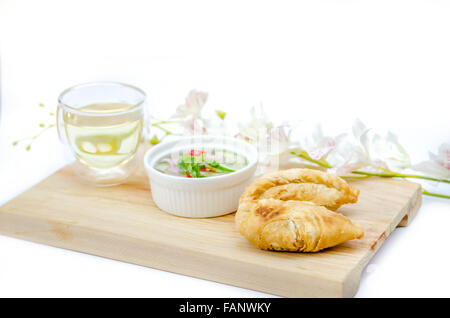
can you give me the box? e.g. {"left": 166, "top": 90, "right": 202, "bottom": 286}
{"left": 186, "top": 173, "right": 192, "bottom": 178}
{"left": 200, "top": 167, "right": 216, "bottom": 172}
{"left": 189, "top": 149, "right": 205, "bottom": 156}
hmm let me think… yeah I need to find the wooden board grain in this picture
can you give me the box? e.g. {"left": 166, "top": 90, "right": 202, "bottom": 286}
{"left": 0, "top": 163, "right": 421, "bottom": 297}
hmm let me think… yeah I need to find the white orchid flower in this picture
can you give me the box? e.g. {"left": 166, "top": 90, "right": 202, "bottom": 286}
{"left": 352, "top": 119, "right": 410, "bottom": 170}
{"left": 413, "top": 143, "right": 450, "bottom": 179}
{"left": 327, "top": 136, "right": 370, "bottom": 176}
{"left": 172, "top": 90, "right": 208, "bottom": 119}
{"left": 308, "top": 123, "right": 348, "bottom": 160}
{"left": 180, "top": 117, "right": 207, "bottom": 135}
{"left": 236, "top": 105, "right": 273, "bottom": 143}
{"left": 288, "top": 123, "right": 348, "bottom": 169}
{"left": 352, "top": 118, "right": 371, "bottom": 156}
{"left": 263, "top": 125, "right": 292, "bottom": 154}
{"left": 201, "top": 116, "right": 229, "bottom": 136}
{"left": 255, "top": 125, "right": 294, "bottom": 175}
{"left": 168, "top": 90, "right": 209, "bottom": 135}
{"left": 370, "top": 131, "right": 411, "bottom": 169}
{"left": 236, "top": 106, "right": 297, "bottom": 174}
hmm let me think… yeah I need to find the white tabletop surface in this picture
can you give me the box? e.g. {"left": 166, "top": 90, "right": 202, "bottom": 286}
{"left": 1, "top": 0, "right": 449, "bottom": 297}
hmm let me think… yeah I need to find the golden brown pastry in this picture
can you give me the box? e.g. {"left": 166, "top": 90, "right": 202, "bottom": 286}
{"left": 236, "top": 199, "right": 364, "bottom": 252}
{"left": 236, "top": 168, "right": 363, "bottom": 252}
{"left": 240, "top": 168, "right": 359, "bottom": 211}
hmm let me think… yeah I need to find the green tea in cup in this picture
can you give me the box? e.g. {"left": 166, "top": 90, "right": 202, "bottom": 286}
{"left": 58, "top": 82, "right": 146, "bottom": 186}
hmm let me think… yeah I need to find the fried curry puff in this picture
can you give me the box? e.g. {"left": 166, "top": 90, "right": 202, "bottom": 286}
{"left": 236, "top": 168, "right": 363, "bottom": 252}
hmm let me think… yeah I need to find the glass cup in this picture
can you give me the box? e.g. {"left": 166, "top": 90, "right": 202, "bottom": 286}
{"left": 57, "top": 82, "right": 146, "bottom": 186}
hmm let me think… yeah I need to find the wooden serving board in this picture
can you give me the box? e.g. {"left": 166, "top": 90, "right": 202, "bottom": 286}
{"left": 0, "top": 161, "right": 421, "bottom": 297}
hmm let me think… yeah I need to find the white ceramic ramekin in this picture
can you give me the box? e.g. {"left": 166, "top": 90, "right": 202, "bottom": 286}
{"left": 144, "top": 135, "right": 258, "bottom": 218}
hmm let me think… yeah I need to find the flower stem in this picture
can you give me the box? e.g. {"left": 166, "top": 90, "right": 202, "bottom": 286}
{"left": 423, "top": 190, "right": 450, "bottom": 199}
{"left": 151, "top": 119, "right": 182, "bottom": 125}
{"left": 13, "top": 124, "right": 56, "bottom": 149}
{"left": 350, "top": 171, "right": 404, "bottom": 178}
{"left": 291, "top": 150, "right": 450, "bottom": 199}
{"left": 152, "top": 123, "right": 173, "bottom": 135}
{"left": 26, "top": 124, "right": 56, "bottom": 149}
{"left": 291, "top": 151, "right": 333, "bottom": 169}
{"left": 341, "top": 175, "right": 371, "bottom": 179}
{"left": 351, "top": 170, "right": 450, "bottom": 184}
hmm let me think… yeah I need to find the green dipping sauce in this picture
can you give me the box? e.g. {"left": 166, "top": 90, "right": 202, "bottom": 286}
{"left": 154, "top": 148, "right": 248, "bottom": 178}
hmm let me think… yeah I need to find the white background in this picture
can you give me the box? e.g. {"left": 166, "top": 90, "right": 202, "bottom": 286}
{"left": 1, "top": 0, "right": 449, "bottom": 297}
